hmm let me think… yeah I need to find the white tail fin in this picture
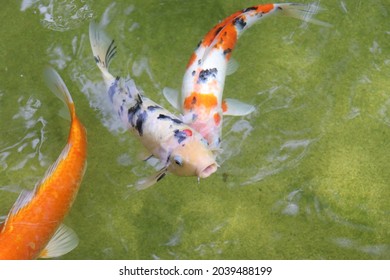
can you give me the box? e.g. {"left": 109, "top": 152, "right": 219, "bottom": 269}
{"left": 89, "top": 21, "right": 117, "bottom": 77}
{"left": 277, "top": 3, "right": 332, "bottom": 27}
{"left": 43, "top": 67, "right": 75, "bottom": 119}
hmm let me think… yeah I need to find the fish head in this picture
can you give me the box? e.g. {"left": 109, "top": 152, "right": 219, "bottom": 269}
{"left": 167, "top": 137, "right": 218, "bottom": 178}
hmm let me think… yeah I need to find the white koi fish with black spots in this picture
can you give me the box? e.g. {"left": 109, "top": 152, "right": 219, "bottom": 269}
{"left": 164, "top": 3, "right": 330, "bottom": 150}
{"left": 89, "top": 22, "right": 218, "bottom": 189}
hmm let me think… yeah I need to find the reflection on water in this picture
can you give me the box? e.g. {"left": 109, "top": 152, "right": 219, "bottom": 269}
{"left": 221, "top": 83, "right": 323, "bottom": 186}
{"left": 332, "top": 237, "right": 389, "bottom": 257}
{"left": 1, "top": 96, "right": 48, "bottom": 173}
{"left": 1, "top": 0, "right": 389, "bottom": 259}
{"left": 21, "top": 0, "right": 93, "bottom": 31}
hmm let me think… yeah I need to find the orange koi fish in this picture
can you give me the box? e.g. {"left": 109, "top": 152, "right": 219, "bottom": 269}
{"left": 164, "top": 3, "right": 330, "bottom": 149}
{"left": 0, "top": 68, "right": 87, "bottom": 259}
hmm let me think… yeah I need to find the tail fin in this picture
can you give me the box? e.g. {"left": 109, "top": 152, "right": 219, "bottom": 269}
{"left": 277, "top": 3, "right": 332, "bottom": 27}
{"left": 89, "top": 21, "right": 117, "bottom": 77}
{"left": 43, "top": 67, "right": 75, "bottom": 119}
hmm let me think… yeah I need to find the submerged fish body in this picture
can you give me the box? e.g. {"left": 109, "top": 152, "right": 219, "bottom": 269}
{"left": 89, "top": 22, "right": 218, "bottom": 188}
{"left": 0, "top": 68, "right": 87, "bottom": 259}
{"left": 164, "top": 3, "right": 329, "bottom": 149}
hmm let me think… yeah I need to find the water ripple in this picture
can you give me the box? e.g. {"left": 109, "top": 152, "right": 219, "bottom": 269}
{"left": 21, "top": 0, "right": 94, "bottom": 32}
{"left": 1, "top": 97, "right": 48, "bottom": 173}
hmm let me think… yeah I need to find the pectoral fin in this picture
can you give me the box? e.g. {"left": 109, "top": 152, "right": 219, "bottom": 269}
{"left": 135, "top": 167, "right": 168, "bottom": 190}
{"left": 162, "top": 87, "right": 180, "bottom": 111}
{"left": 39, "top": 224, "right": 79, "bottom": 258}
{"left": 226, "top": 58, "right": 239, "bottom": 76}
{"left": 222, "top": 98, "right": 255, "bottom": 116}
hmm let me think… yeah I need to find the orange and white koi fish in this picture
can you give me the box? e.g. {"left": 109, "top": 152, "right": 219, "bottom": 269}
{"left": 164, "top": 3, "right": 330, "bottom": 149}
{"left": 89, "top": 22, "right": 218, "bottom": 189}
{"left": 0, "top": 68, "right": 87, "bottom": 259}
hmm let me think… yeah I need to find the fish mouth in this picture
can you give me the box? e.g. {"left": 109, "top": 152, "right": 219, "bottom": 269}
{"left": 197, "top": 162, "right": 218, "bottom": 178}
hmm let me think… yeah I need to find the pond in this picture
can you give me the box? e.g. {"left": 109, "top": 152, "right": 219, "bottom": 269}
{"left": 0, "top": 0, "right": 389, "bottom": 259}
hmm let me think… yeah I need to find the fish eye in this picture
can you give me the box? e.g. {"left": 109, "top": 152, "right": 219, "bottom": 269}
{"left": 173, "top": 156, "right": 183, "bottom": 166}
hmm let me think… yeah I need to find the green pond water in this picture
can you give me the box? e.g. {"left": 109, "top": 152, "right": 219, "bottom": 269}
{"left": 1, "top": 0, "right": 389, "bottom": 259}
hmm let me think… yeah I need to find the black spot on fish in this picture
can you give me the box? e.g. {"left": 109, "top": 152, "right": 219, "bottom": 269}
{"left": 105, "top": 40, "right": 117, "bottom": 67}
{"left": 174, "top": 129, "right": 188, "bottom": 144}
{"left": 135, "top": 110, "right": 148, "bottom": 136}
{"left": 198, "top": 68, "right": 218, "bottom": 83}
{"left": 128, "top": 97, "right": 142, "bottom": 126}
{"left": 198, "top": 59, "right": 202, "bottom": 65}
{"left": 94, "top": 55, "right": 101, "bottom": 64}
{"left": 192, "top": 70, "right": 196, "bottom": 76}
{"left": 243, "top": 6, "right": 257, "bottom": 13}
{"left": 157, "top": 114, "right": 183, "bottom": 124}
{"left": 147, "top": 105, "right": 162, "bottom": 112}
{"left": 214, "top": 26, "right": 223, "bottom": 37}
{"left": 166, "top": 154, "right": 171, "bottom": 164}
{"left": 233, "top": 16, "right": 247, "bottom": 30}
{"left": 156, "top": 172, "right": 166, "bottom": 182}
{"left": 223, "top": 48, "right": 232, "bottom": 56}
{"left": 136, "top": 94, "right": 143, "bottom": 104}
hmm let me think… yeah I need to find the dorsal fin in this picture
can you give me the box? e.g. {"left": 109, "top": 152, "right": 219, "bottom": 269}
{"left": 1, "top": 189, "right": 35, "bottom": 229}
{"left": 9, "top": 190, "right": 35, "bottom": 218}
{"left": 200, "top": 13, "right": 244, "bottom": 63}
{"left": 2, "top": 143, "right": 71, "bottom": 228}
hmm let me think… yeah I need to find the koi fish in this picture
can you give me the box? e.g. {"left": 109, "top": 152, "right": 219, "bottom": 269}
{"left": 89, "top": 22, "right": 218, "bottom": 189}
{"left": 0, "top": 68, "right": 87, "bottom": 259}
{"left": 164, "top": 3, "right": 330, "bottom": 149}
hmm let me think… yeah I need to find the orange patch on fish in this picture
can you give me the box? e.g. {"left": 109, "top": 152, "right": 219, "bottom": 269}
{"left": 202, "top": 12, "right": 240, "bottom": 47}
{"left": 213, "top": 113, "right": 221, "bottom": 126}
{"left": 201, "top": 4, "right": 275, "bottom": 57}
{"left": 256, "top": 4, "right": 275, "bottom": 14}
{"left": 186, "top": 53, "right": 198, "bottom": 69}
{"left": 184, "top": 92, "right": 218, "bottom": 111}
{"left": 215, "top": 24, "right": 239, "bottom": 60}
{"left": 221, "top": 100, "right": 228, "bottom": 113}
